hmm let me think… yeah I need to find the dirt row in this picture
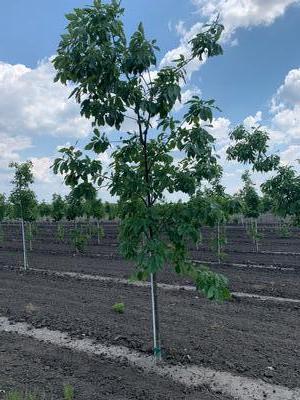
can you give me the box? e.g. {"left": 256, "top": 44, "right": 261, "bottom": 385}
{"left": 0, "top": 332, "right": 228, "bottom": 400}
{"left": 1, "top": 246, "right": 299, "bottom": 299}
{"left": 0, "top": 268, "right": 299, "bottom": 389}
{"left": 3, "top": 221, "right": 300, "bottom": 249}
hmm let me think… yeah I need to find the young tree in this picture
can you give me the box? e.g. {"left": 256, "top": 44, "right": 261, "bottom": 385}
{"left": 85, "top": 197, "right": 105, "bottom": 244}
{"left": 201, "top": 182, "right": 242, "bottom": 263}
{"left": 262, "top": 166, "right": 300, "bottom": 225}
{"left": 9, "top": 161, "right": 38, "bottom": 269}
{"left": 51, "top": 194, "right": 66, "bottom": 222}
{"left": 0, "top": 194, "right": 6, "bottom": 242}
{"left": 52, "top": 0, "right": 277, "bottom": 359}
{"left": 0, "top": 194, "right": 6, "bottom": 222}
{"left": 65, "top": 192, "right": 85, "bottom": 222}
{"left": 38, "top": 200, "right": 52, "bottom": 219}
{"left": 104, "top": 202, "right": 118, "bottom": 220}
{"left": 239, "top": 171, "right": 261, "bottom": 252}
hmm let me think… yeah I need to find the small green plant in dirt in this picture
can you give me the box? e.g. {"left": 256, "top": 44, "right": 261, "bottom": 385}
{"left": 279, "top": 223, "right": 291, "bottom": 238}
{"left": 246, "top": 220, "right": 262, "bottom": 252}
{"left": 0, "top": 225, "right": 4, "bottom": 243}
{"left": 210, "top": 224, "right": 227, "bottom": 263}
{"left": 112, "top": 302, "right": 125, "bottom": 314}
{"left": 5, "top": 391, "right": 40, "bottom": 400}
{"left": 4, "top": 385, "right": 74, "bottom": 400}
{"left": 89, "top": 224, "right": 105, "bottom": 242}
{"left": 26, "top": 222, "right": 38, "bottom": 251}
{"left": 63, "top": 384, "right": 74, "bottom": 400}
{"left": 71, "top": 228, "right": 89, "bottom": 253}
{"left": 56, "top": 223, "right": 65, "bottom": 242}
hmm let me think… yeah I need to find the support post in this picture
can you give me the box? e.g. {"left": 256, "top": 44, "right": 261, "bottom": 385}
{"left": 21, "top": 218, "right": 28, "bottom": 271}
{"left": 150, "top": 272, "right": 161, "bottom": 361}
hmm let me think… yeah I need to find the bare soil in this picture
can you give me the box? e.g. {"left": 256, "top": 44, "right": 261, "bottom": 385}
{"left": 0, "top": 332, "right": 227, "bottom": 400}
{"left": 0, "top": 269, "right": 299, "bottom": 389}
{"left": 0, "top": 221, "right": 299, "bottom": 397}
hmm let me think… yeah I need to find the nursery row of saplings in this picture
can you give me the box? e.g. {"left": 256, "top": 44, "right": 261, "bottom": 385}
{"left": 1, "top": 162, "right": 298, "bottom": 262}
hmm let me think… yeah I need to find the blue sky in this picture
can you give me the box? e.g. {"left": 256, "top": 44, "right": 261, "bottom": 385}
{"left": 0, "top": 0, "right": 300, "bottom": 200}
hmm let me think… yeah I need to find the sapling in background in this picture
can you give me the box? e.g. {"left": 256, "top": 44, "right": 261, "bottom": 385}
{"left": 9, "top": 161, "right": 38, "bottom": 270}
{"left": 56, "top": 222, "right": 65, "bottom": 243}
{"left": 238, "top": 171, "right": 261, "bottom": 252}
{"left": 0, "top": 193, "right": 6, "bottom": 243}
{"left": 51, "top": 194, "right": 66, "bottom": 222}
{"left": 84, "top": 197, "right": 105, "bottom": 244}
{"left": 38, "top": 200, "right": 52, "bottom": 220}
{"left": 262, "top": 165, "right": 300, "bottom": 236}
{"left": 199, "top": 182, "right": 242, "bottom": 263}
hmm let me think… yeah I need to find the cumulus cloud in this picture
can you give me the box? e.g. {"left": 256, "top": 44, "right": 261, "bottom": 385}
{"left": 160, "top": 22, "right": 206, "bottom": 78}
{"left": 193, "top": 0, "right": 300, "bottom": 41}
{"left": 208, "top": 117, "right": 231, "bottom": 145}
{"left": 0, "top": 58, "right": 94, "bottom": 198}
{"left": 160, "top": 0, "right": 299, "bottom": 83}
{"left": 0, "top": 133, "right": 32, "bottom": 169}
{"left": 280, "top": 144, "right": 300, "bottom": 165}
{"left": 243, "top": 111, "right": 262, "bottom": 128}
{"left": 270, "top": 68, "right": 300, "bottom": 141}
{"left": 274, "top": 68, "right": 300, "bottom": 106}
{"left": 0, "top": 59, "right": 91, "bottom": 140}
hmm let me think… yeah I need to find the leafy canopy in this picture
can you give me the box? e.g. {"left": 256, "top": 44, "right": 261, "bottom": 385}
{"left": 9, "top": 161, "right": 38, "bottom": 222}
{"left": 262, "top": 166, "right": 300, "bottom": 224}
{"left": 52, "top": 0, "right": 277, "bottom": 301}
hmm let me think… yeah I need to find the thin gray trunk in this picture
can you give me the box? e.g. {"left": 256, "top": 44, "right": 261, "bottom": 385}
{"left": 150, "top": 272, "right": 161, "bottom": 361}
{"left": 21, "top": 219, "right": 28, "bottom": 270}
{"left": 255, "top": 219, "right": 259, "bottom": 253}
{"left": 97, "top": 220, "right": 100, "bottom": 245}
{"left": 29, "top": 222, "right": 33, "bottom": 251}
{"left": 217, "top": 221, "right": 221, "bottom": 264}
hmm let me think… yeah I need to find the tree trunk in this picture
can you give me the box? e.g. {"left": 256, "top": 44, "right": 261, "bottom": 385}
{"left": 21, "top": 219, "right": 28, "bottom": 270}
{"left": 150, "top": 272, "right": 161, "bottom": 361}
{"left": 29, "top": 222, "right": 33, "bottom": 251}
{"left": 97, "top": 220, "right": 100, "bottom": 245}
{"left": 217, "top": 221, "right": 221, "bottom": 264}
{"left": 255, "top": 219, "right": 259, "bottom": 253}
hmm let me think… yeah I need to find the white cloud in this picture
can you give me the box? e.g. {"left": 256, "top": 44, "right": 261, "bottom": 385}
{"left": 280, "top": 144, "right": 300, "bottom": 165}
{"left": 208, "top": 117, "right": 231, "bottom": 145}
{"left": 0, "top": 133, "right": 32, "bottom": 169}
{"left": 160, "top": 0, "right": 299, "bottom": 83}
{"left": 160, "top": 22, "right": 206, "bottom": 79}
{"left": 31, "top": 157, "right": 54, "bottom": 183}
{"left": 270, "top": 68, "right": 300, "bottom": 141}
{"left": 0, "top": 59, "right": 90, "bottom": 140}
{"left": 272, "top": 105, "right": 300, "bottom": 139}
{"left": 275, "top": 68, "right": 300, "bottom": 106}
{"left": 243, "top": 111, "right": 262, "bottom": 128}
{"left": 193, "top": 0, "right": 300, "bottom": 41}
{"left": 0, "top": 58, "right": 92, "bottom": 199}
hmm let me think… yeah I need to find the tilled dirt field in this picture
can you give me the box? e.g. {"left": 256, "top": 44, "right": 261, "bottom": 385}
{"left": 0, "top": 221, "right": 300, "bottom": 398}
{"left": 1, "top": 249, "right": 299, "bottom": 299}
{"left": 1, "top": 220, "right": 300, "bottom": 299}
{"left": 0, "top": 331, "right": 228, "bottom": 400}
{"left": 0, "top": 269, "right": 299, "bottom": 389}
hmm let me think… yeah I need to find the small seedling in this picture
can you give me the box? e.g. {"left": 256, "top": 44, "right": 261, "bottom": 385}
{"left": 56, "top": 223, "right": 65, "bottom": 242}
{"left": 71, "top": 228, "right": 88, "bottom": 253}
{"left": 5, "top": 391, "right": 39, "bottom": 400}
{"left": 112, "top": 302, "right": 125, "bottom": 314}
{"left": 63, "top": 384, "right": 74, "bottom": 400}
